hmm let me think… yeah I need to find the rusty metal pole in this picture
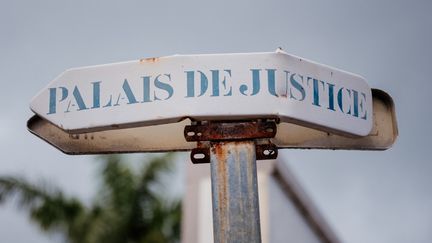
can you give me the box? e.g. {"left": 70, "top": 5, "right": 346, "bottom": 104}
{"left": 209, "top": 140, "right": 261, "bottom": 243}
{"left": 185, "top": 120, "right": 277, "bottom": 243}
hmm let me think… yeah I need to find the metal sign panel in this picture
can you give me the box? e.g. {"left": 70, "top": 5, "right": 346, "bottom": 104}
{"left": 27, "top": 89, "right": 397, "bottom": 154}
{"left": 30, "top": 50, "right": 372, "bottom": 136}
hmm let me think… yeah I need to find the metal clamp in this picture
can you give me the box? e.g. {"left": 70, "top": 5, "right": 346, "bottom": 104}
{"left": 185, "top": 120, "right": 278, "bottom": 164}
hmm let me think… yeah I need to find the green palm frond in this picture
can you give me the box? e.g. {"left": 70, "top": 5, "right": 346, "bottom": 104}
{"left": 0, "top": 154, "right": 182, "bottom": 243}
{"left": 0, "top": 176, "right": 85, "bottom": 235}
{"left": 0, "top": 154, "right": 181, "bottom": 243}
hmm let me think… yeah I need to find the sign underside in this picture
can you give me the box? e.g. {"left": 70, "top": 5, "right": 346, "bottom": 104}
{"left": 27, "top": 89, "right": 397, "bottom": 154}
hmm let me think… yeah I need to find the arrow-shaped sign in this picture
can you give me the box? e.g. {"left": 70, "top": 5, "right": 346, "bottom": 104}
{"left": 30, "top": 50, "right": 373, "bottom": 136}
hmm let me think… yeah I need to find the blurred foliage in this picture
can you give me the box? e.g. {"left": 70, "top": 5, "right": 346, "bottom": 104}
{"left": 0, "top": 154, "right": 181, "bottom": 243}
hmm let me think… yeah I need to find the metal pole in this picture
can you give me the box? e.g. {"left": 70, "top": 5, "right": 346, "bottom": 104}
{"left": 209, "top": 140, "right": 262, "bottom": 243}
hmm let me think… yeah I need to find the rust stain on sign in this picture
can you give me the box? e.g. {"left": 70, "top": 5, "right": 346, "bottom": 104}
{"left": 139, "top": 57, "right": 160, "bottom": 63}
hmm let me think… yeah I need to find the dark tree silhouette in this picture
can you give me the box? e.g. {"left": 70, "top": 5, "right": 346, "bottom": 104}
{"left": 0, "top": 154, "right": 181, "bottom": 243}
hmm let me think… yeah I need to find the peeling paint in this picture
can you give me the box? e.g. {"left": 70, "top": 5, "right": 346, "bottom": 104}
{"left": 139, "top": 57, "right": 160, "bottom": 63}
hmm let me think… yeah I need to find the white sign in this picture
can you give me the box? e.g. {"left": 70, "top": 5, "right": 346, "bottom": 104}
{"left": 30, "top": 50, "right": 373, "bottom": 136}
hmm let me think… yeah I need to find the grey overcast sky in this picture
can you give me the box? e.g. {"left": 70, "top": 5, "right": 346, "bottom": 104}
{"left": 1, "top": 0, "right": 431, "bottom": 242}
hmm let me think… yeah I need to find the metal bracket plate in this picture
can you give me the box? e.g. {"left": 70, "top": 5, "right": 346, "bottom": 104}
{"left": 185, "top": 120, "right": 278, "bottom": 164}
{"left": 185, "top": 120, "right": 277, "bottom": 141}
{"left": 190, "top": 143, "right": 278, "bottom": 164}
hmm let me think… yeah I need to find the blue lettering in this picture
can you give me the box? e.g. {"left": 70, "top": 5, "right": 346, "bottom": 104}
{"left": 66, "top": 86, "right": 88, "bottom": 112}
{"left": 359, "top": 92, "right": 368, "bottom": 120}
{"left": 240, "top": 69, "right": 261, "bottom": 96}
{"left": 154, "top": 74, "right": 174, "bottom": 100}
{"left": 47, "top": 87, "right": 68, "bottom": 114}
{"left": 266, "top": 69, "right": 277, "bottom": 97}
{"left": 337, "top": 87, "right": 351, "bottom": 115}
{"left": 114, "top": 79, "right": 138, "bottom": 106}
{"left": 289, "top": 73, "right": 305, "bottom": 101}
{"left": 142, "top": 76, "right": 152, "bottom": 103}
{"left": 211, "top": 70, "right": 232, "bottom": 97}
{"left": 327, "top": 83, "right": 335, "bottom": 111}
{"left": 352, "top": 90, "right": 359, "bottom": 117}
{"left": 240, "top": 69, "right": 277, "bottom": 96}
{"left": 91, "top": 81, "right": 101, "bottom": 109}
{"left": 185, "top": 70, "right": 208, "bottom": 97}
{"left": 307, "top": 77, "right": 325, "bottom": 107}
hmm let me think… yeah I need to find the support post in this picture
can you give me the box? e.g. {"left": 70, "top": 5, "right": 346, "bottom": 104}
{"left": 185, "top": 120, "right": 278, "bottom": 243}
{"left": 210, "top": 141, "right": 261, "bottom": 243}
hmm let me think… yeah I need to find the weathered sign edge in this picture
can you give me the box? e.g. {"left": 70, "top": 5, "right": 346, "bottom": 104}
{"left": 27, "top": 89, "right": 397, "bottom": 155}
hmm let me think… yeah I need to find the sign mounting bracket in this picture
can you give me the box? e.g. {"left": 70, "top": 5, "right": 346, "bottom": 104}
{"left": 184, "top": 120, "right": 278, "bottom": 164}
